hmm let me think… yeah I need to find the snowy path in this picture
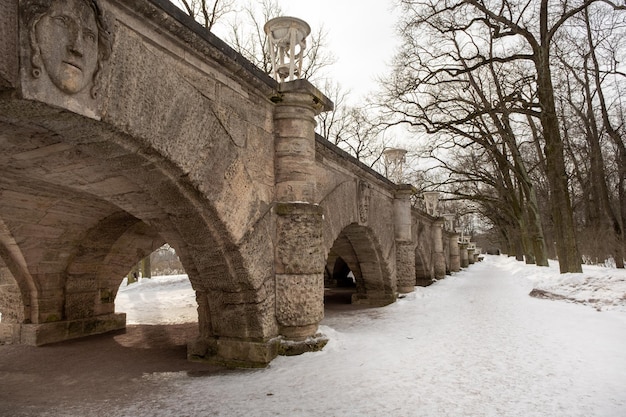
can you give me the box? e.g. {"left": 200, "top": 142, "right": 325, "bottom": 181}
{"left": 115, "top": 257, "right": 626, "bottom": 417}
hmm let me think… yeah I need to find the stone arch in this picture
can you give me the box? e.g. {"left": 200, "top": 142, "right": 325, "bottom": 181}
{"left": 64, "top": 211, "right": 165, "bottom": 321}
{"left": 326, "top": 223, "right": 394, "bottom": 307}
{"left": 0, "top": 106, "right": 276, "bottom": 363}
{"left": 319, "top": 178, "right": 397, "bottom": 306}
{"left": 332, "top": 257, "right": 355, "bottom": 288}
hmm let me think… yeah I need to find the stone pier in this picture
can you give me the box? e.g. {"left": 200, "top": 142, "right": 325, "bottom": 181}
{"left": 273, "top": 80, "right": 331, "bottom": 350}
{"left": 0, "top": 0, "right": 466, "bottom": 367}
{"left": 448, "top": 233, "right": 461, "bottom": 272}
{"left": 460, "top": 243, "right": 469, "bottom": 268}
{"left": 432, "top": 219, "right": 446, "bottom": 279}
{"left": 395, "top": 185, "right": 417, "bottom": 293}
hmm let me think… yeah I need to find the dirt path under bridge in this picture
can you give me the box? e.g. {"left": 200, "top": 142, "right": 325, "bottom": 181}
{"left": 0, "top": 292, "right": 361, "bottom": 417}
{"left": 0, "top": 323, "right": 223, "bottom": 416}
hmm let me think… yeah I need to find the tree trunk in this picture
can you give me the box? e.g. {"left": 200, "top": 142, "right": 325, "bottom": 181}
{"left": 584, "top": 8, "right": 625, "bottom": 268}
{"left": 536, "top": 3, "right": 582, "bottom": 273}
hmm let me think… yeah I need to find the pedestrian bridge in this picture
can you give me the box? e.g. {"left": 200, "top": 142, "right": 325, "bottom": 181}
{"left": 0, "top": 0, "right": 467, "bottom": 366}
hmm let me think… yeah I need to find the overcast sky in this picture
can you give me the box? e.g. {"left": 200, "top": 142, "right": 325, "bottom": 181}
{"left": 280, "top": 1, "right": 401, "bottom": 102}
{"left": 190, "top": 0, "right": 402, "bottom": 104}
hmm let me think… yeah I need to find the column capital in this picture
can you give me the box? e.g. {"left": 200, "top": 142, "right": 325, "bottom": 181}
{"left": 271, "top": 79, "right": 334, "bottom": 115}
{"left": 394, "top": 184, "right": 416, "bottom": 199}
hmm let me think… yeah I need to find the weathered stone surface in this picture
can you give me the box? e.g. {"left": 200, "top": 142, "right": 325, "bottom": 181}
{"left": 276, "top": 274, "right": 324, "bottom": 332}
{"left": 19, "top": 313, "right": 126, "bottom": 346}
{"left": 396, "top": 242, "right": 417, "bottom": 293}
{"left": 0, "top": 283, "right": 23, "bottom": 323}
{"left": 449, "top": 233, "right": 461, "bottom": 272}
{"left": 188, "top": 336, "right": 279, "bottom": 368}
{"left": 0, "top": 0, "right": 18, "bottom": 89}
{"left": 275, "top": 203, "right": 324, "bottom": 275}
{"left": 0, "top": 0, "right": 450, "bottom": 367}
{"left": 273, "top": 84, "right": 323, "bottom": 203}
{"left": 460, "top": 244, "right": 470, "bottom": 268}
{"left": 278, "top": 333, "right": 329, "bottom": 356}
{"left": 0, "top": 323, "right": 21, "bottom": 344}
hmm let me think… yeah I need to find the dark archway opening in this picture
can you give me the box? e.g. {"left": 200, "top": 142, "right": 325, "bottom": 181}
{"left": 324, "top": 255, "right": 357, "bottom": 309}
{"left": 415, "top": 247, "right": 433, "bottom": 287}
{"left": 323, "top": 223, "right": 394, "bottom": 312}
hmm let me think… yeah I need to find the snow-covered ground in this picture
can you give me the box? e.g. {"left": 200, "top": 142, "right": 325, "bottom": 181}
{"left": 116, "top": 255, "right": 626, "bottom": 417}
{"left": 117, "top": 274, "right": 197, "bottom": 325}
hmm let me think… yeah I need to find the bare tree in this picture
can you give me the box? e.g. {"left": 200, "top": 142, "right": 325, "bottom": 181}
{"left": 382, "top": 0, "right": 625, "bottom": 272}
{"left": 224, "top": 0, "right": 335, "bottom": 82}
{"left": 177, "top": 0, "right": 235, "bottom": 31}
{"left": 316, "top": 80, "right": 351, "bottom": 141}
{"left": 553, "top": 4, "right": 626, "bottom": 267}
{"left": 174, "top": 0, "right": 335, "bottom": 81}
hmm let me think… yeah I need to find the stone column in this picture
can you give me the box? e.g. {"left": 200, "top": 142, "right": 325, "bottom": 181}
{"left": 395, "top": 184, "right": 416, "bottom": 293}
{"left": 432, "top": 219, "right": 446, "bottom": 279}
{"left": 460, "top": 243, "right": 469, "bottom": 268}
{"left": 449, "top": 232, "right": 461, "bottom": 272}
{"left": 272, "top": 80, "right": 332, "bottom": 346}
{"left": 468, "top": 246, "right": 476, "bottom": 264}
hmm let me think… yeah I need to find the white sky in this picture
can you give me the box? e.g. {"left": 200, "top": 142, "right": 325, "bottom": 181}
{"left": 279, "top": 1, "right": 401, "bottom": 102}
{"left": 201, "top": 0, "right": 401, "bottom": 103}
{"left": 173, "top": 0, "right": 407, "bottom": 142}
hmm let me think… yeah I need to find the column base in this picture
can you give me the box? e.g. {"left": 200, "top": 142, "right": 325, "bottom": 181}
{"left": 416, "top": 277, "right": 434, "bottom": 287}
{"left": 188, "top": 336, "right": 280, "bottom": 368}
{"left": 434, "top": 253, "right": 447, "bottom": 279}
{"left": 0, "top": 323, "right": 21, "bottom": 344}
{"left": 450, "top": 255, "right": 461, "bottom": 272}
{"left": 279, "top": 324, "right": 319, "bottom": 341}
{"left": 16, "top": 313, "right": 126, "bottom": 346}
{"left": 278, "top": 332, "right": 329, "bottom": 356}
{"left": 397, "top": 285, "right": 415, "bottom": 294}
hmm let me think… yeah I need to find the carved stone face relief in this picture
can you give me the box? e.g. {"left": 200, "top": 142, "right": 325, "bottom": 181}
{"left": 22, "top": 0, "right": 112, "bottom": 106}
{"left": 33, "top": 0, "right": 99, "bottom": 95}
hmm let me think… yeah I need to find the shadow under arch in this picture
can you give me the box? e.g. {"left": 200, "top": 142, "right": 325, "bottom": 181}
{"left": 0, "top": 105, "right": 276, "bottom": 364}
{"left": 325, "top": 223, "right": 395, "bottom": 307}
{"left": 64, "top": 211, "right": 166, "bottom": 320}
{"left": 415, "top": 245, "right": 433, "bottom": 287}
{"left": 0, "top": 217, "right": 37, "bottom": 326}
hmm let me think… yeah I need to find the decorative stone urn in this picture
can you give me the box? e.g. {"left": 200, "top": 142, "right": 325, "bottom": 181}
{"left": 264, "top": 16, "right": 311, "bottom": 82}
{"left": 383, "top": 148, "right": 408, "bottom": 183}
{"left": 423, "top": 191, "right": 440, "bottom": 217}
{"left": 442, "top": 213, "right": 456, "bottom": 231}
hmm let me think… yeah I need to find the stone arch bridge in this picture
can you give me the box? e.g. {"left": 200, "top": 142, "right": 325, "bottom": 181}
{"left": 0, "top": 0, "right": 465, "bottom": 366}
